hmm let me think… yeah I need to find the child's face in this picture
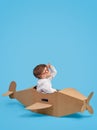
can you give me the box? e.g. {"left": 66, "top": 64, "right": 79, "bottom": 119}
{"left": 40, "top": 66, "right": 51, "bottom": 78}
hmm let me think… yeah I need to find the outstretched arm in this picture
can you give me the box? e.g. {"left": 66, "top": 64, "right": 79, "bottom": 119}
{"left": 47, "top": 64, "right": 57, "bottom": 78}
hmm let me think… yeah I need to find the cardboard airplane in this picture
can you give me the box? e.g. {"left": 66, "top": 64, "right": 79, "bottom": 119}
{"left": 3, "top": 81, "right": 94, "bottom": 117}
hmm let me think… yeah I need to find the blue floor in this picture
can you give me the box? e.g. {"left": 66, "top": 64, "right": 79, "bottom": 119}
{"left": 0, "top": 0, "right": 97, "bottom": 130}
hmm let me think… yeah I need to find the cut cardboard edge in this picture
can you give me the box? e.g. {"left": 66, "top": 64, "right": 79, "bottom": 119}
{"left": 2, "top": 91, "right": 13, "bottom": 96}
{"left": 59, "top": 88, "right": 87, "bottom": 100}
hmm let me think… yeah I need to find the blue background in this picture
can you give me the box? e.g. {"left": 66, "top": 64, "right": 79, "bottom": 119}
{"left": 0, "top": 0, "right": 97, "bottom": 130}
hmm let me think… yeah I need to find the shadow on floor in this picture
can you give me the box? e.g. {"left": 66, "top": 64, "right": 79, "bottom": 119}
{"left": 61, "top": 113, "right": 92, "bottom": 119}
{"left": 20, "top": 112, "right": 92, "bottom": 118}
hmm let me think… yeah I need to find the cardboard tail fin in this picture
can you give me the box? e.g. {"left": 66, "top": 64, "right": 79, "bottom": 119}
{"left": 2, "top": 81, "right": 16, "bottom": 98}
{"left": 81, "top": 92, "right": 94, "bottom": 114}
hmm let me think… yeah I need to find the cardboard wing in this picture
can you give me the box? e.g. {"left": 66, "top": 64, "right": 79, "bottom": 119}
{"left": 26, "top": 102, "right": 52, "bottom": 110}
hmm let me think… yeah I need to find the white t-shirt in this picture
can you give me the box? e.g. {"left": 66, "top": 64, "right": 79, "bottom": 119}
{"left": 37, "top": 65, "right": 57, "bottom": 93}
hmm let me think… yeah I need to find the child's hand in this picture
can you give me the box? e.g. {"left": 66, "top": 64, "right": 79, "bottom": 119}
{"left": 47, "top": 64, "right": 51, "bottom": 68}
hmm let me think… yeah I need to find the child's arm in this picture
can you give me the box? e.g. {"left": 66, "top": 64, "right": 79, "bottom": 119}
{"left": 47, "top": 64, "right": 57, "bottom": 78}
{"left": 43, "top": 86, "right": 57, "bottom": 93}
{"left": 41, "top": 82, "right": 57, "bottom": 93}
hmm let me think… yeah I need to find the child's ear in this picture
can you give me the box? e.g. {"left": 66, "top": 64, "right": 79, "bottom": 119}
{"left": 37, "top": 74, "right": 42, "bottom": 79}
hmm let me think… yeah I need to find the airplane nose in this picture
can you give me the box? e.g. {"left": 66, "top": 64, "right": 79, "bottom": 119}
{"left": 81, "top": 92, "right": 94, "bottom": 114}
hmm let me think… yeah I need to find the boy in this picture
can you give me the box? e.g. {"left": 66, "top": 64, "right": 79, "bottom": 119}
{"left": 33, "top": 64, "right": 57, "bottom": 93}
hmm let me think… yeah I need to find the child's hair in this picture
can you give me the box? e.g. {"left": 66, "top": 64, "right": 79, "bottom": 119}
{"left": 33, "top": 64, "right": 47, "bottom": 78}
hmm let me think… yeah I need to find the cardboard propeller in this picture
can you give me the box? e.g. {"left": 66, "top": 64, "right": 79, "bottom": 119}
{"left": 81, "top": 92, "right": 94, "bottom": 114}
{"left": 3, "top": 81, "right": 94, "bottom": 117}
